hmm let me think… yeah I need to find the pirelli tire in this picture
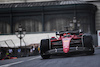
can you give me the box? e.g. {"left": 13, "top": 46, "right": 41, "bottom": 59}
{"left": 83, "top": 34, "right": 94, "bottom": 55}
{"left": 40, "top": 39, "right": 50, "bottom": 59}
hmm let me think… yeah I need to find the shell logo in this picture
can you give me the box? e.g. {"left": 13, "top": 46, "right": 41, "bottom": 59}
{"left": 64, "top": 40, "right": 69, "bottom": 42}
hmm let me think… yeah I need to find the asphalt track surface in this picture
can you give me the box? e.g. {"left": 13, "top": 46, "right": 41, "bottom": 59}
{"left": 0, "top": 48, "right": 100, "bottom": 67}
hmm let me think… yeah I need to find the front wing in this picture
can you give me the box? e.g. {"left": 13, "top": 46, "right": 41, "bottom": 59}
{"left": 43, "top": 47, "right": 92, "bottom": 55}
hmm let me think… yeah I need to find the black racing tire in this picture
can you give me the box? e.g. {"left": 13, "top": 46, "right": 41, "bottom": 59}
{"left": 40, "top": 39, "right": 50, "bottom": 59}
{"left": 86, "top": 48, "right": 94, "bottom": 55}
{"left": 83, "top": 35, "right": 94, "bottom": 55}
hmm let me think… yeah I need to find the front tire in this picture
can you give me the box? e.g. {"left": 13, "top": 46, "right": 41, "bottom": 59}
{"left": 40, "top": 39, "right": 50, "bottom": 59}
{"left": 83, "top": 34, "right": 95, "bottom": 55}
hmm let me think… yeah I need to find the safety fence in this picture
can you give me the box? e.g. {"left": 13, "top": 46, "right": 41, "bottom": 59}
{"left": 0, "top": 39, "right": 40, "bottom": 60}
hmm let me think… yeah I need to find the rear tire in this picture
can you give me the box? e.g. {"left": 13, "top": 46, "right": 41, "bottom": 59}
{"left": 83, "top": 35, "right": 94, "bottom": 55}
{"left": 40, "top": 39, "right": 50, "bottom": 59}
{"left": 86, "top": 48, "right": 94, "bottom": 55}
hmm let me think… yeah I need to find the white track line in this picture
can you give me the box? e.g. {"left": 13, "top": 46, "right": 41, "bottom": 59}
{"left": 27, "top": 56, "right": 41, "bottom": 61}
{"left": 0, "top": 61, "right": 24, "bottom": 67}
{"left": 0, "top": 56, "right": 41, "bottom": 67}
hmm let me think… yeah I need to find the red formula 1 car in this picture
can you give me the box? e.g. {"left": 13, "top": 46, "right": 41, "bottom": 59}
{"left": 40, "top": 30, "right": 94, "bottom": 59}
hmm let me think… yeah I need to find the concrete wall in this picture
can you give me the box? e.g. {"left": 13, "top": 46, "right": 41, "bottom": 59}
{"left": 0, "top": 0, "right": 98, "bottom": 3}
{"left": 0, "top": 33, "right": 56, "bottom": 47}
{"left": 91, "top": 2, "right": 100, "bottom": 31}
{"left": 0, "top": 0, "right": 55, "bottom": 3}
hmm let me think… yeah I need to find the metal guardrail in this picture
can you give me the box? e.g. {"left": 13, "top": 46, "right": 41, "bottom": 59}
{"left": 0, "top": 39, "right": 27, "bottom": 48}
{"left": 0, "top": 39, "right": 16, "bottom": 48}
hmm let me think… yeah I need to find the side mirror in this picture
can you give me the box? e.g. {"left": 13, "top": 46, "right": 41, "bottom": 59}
{"left": 56, "top": 32, "right": 59, "bottom": 35}
{"left": 79, "top": 29, "right": 83, "bottom": 33}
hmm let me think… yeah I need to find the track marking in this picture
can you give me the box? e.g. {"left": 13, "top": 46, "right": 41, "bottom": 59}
{"left": 0, "top": 56, "right": 41, "bottom": 67}
{"left": 27, "top": 56, "right": 41, "bottom": 61}
{"left": 0, "top": 61, "right": 24, "bottom": 67}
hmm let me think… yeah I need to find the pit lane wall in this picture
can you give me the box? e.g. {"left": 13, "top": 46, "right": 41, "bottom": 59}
{"left": 0, "top": 33, "right": 56, "bottom": 47}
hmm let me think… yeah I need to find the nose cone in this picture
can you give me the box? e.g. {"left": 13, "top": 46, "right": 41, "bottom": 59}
{"left": 62, "top": 38, "right": 72, "bottom": 53}
{"left": 63, "top": 48, "right": 69, "bottom": 53}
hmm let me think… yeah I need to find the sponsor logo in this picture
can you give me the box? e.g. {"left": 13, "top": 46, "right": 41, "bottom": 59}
{"left": 64, "top": 40, "right": 69, "bottom": 42}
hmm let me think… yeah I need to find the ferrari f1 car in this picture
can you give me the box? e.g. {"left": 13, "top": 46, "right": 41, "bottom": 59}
{"left": 40, "top": 30, "right": 94, "bottom": 59}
